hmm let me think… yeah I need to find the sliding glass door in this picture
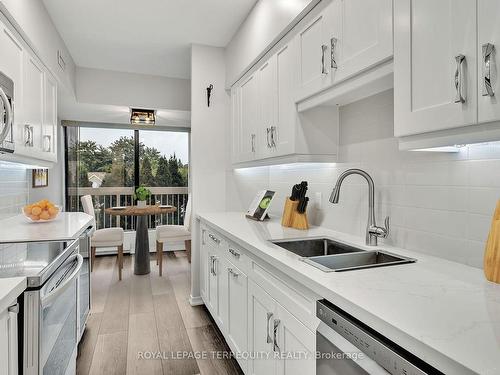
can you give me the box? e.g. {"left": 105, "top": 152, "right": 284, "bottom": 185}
{"left": 65, "top": 126, "right": 189, "bottom": 231}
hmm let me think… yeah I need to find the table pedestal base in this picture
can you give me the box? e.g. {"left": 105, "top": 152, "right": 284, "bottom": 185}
{"left": 134, "top": 216, "right": 151, "bottom": 275}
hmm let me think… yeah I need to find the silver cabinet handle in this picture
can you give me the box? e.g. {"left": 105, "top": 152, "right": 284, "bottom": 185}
{"left": 266, "top": 312, "right": 274, "bottom": 344}
{"left": 454, "top": 54, "right": 466, "bottom": 103}
{"left": 43, "top": 135, "right": 51, "bottom": 152}
{"left": 251, "top": 133, "right": 256, "bottom": 152}
{"left": 209, "top": 255, "right": 214, "bottom": 275}
{"left": 270, "top": 126, "right": 276, "bottom": 148}
{"left": 213, "top": 257, "right": 218, "bottom": 276}
{"left": 208, "top": 233, "right": 220, "bottom": 244}
{"left": 228, "top": 248, "right": 240, "bottom": 258}
{"left": 24, "top": 124, "right": 34, "bottom": 147}
{"left": 331, "top": 37, "right": 338, "bottom": 70}
{"left": 266, "top": 127, "right": 271, "bottom": 148}
{"left": 321, "top": 44, "right": 328, "bottom": 74}
{"left": 482, "top": 43, "right": 495, "bottom": 97}
{"left": 228, "top": 268, "right": 240, "bottom": 277}
{"left": 273, "top": 319, "right": 281, "bottom": 352}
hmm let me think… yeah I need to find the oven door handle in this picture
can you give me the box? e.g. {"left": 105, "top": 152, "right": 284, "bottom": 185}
{"left": 41, "top": 253, "right": 83, "bottom": 306}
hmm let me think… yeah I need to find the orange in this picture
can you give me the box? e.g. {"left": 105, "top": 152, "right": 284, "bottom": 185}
{"left": 31, "top": 206, "right": 42, "bottom": 216}
{"left": 40, "top": 211, "right": 50, "bottom": 220}
{"left": 48, "top": 206, "right": 58, "bottom": 216}
{"left": 23, "top": 206, "right": 32, "bottom": 215}
{"left": 30, "top": 215, "right": 40, "bottom": 221}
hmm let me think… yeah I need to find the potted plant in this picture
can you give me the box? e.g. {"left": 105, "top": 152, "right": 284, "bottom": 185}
{"left": 133, "top": 186, "right": 151, "bottom": 208}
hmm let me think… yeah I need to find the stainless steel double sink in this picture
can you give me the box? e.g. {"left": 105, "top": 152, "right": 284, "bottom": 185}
{"left": 270, "top": 238, "right": 416, "bottom": 272}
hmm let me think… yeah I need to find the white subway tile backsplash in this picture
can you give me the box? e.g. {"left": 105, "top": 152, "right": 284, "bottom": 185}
{"left": 228, "top": 90, "right": 499, "bottom": 269}
{"left": 0, "top": 165, "right": 29, "bottom": 220}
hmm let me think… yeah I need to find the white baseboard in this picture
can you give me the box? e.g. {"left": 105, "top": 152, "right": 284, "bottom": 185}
{"left": 189, "top": 295, "right": 204, "bottom": 306}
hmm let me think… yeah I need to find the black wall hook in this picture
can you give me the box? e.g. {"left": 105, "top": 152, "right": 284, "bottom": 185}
{"left": 206, "top": 84, "right": 214, "bottom": 107}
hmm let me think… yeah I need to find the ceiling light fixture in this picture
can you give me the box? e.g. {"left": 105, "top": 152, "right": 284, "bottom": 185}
{"left": 130, "top": 108, "right": 156, "bottom": 125}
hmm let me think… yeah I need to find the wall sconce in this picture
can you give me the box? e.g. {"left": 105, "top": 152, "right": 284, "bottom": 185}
{"left": 130, "top": 108, "right": 156, "bottom": 125}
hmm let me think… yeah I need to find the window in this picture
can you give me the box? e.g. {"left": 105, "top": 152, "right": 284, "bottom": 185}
{"left": 65, "top": 126, "right": 189, "bottom": 230}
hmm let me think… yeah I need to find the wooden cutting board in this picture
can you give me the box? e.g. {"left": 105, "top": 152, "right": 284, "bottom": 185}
{"left": 484, "top": 200, "right": 500, "bottom": 283}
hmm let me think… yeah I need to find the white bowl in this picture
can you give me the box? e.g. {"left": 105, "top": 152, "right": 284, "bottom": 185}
{"left": 22, "top": 205, "right": 61, "bottom": 223}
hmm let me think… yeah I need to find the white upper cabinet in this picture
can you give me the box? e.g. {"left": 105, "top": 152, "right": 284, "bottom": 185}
{"left": 258, "top": 56, "right": 277, "bottom": 159}
{"left": 0, "top": 14, "right": 57, "bottom": 164}
{"left": 22, "top": 54, "right": 44, "bottom": 153}
{"left": 394, "top": 0, "right": 477, "bottom": 137}
{"left": 274, "top": 43, "right": 296, "bottom": 157}
{"left": 43, "top": 73, "right": 57, "bottom": 159}
{"left": 478, "top": 0, "right": 500, "bottom": 123}
{"left": 331, "top": 0, "right": 393, "bottom": 83}
{"left": 295, "top": 8, "right": 333, "bottom": 101}
{"left": 239, "top": 73, "right": 259, "bottom": 162}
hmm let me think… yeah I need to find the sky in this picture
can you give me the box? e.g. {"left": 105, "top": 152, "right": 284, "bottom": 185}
{"left": 80, "top": 127, "right": 189, "bottom": 164}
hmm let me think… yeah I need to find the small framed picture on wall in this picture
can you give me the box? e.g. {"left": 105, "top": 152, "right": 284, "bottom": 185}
{"left": 32, "top": 169, "right": 49, "bottom": 188}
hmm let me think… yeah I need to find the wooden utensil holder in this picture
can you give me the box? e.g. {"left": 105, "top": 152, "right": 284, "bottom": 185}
{"left": 281, "top": 197, "right": 309, "bottom": 230}
{"left": 484, "top": 200, "right": 500, "bottom": 284}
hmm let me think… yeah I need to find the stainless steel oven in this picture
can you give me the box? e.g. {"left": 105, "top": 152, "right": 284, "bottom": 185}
{"left": 316, "top": 300, "right": 443, "bottom": 375}
{"left": 0, "top": 71, "right": 14, "bottom": 153}
{"left": 0, "top": 239, "right": 83, "bottom": 375}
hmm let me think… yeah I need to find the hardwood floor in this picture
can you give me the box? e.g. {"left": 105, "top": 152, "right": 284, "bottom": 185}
{"left": 77, "top": 252, "right": 244, "bottom": 375}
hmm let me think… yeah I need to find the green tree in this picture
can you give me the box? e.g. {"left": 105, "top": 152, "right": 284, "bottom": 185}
{"left": 168, "top": 154, "right": 184, "bottom": 187}
{"left": 140, "top": 157, "right": 155, "bottom": 186}
{"left": 156, "top": 156, "right": 171, "bottom": 186}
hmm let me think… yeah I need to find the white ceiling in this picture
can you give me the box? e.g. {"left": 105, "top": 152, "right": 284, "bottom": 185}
{"left": 42, "top": 0, "right": 258, "bottom": 79}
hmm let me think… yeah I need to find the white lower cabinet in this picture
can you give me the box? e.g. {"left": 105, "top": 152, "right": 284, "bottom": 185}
{"left": 200, "top": 225, "right": 316, "bottom": 375}
{"left": 0, "top": 301, "right": 18, "bottom": 375}
{"left": 248, "top": 280, "right": 315, "bottom": 375}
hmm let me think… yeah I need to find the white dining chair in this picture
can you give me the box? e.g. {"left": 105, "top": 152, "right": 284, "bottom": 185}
{"left": 155, "top": 195, "right": 191, "bottom": 276}
{"left": 81, "top": 195, "right": 125, "bottom": 280}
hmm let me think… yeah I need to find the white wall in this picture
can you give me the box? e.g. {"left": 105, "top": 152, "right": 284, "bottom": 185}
{"left": 75, "top": 67, "right": 191, "bottom": 111}
{"left": 227, "top": 90, "right": 500, "bottom": 268}
{"left": 0, "top": 0, "right": 76, "bottom": 94}
{"left": 190, "top": 44, "right": 229, "bottom": 302}
{"left": 225, "top": 0, "right": 318, "bottom": 87}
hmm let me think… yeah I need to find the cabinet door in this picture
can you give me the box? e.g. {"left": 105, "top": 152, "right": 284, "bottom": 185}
{"left": 394, "top": 0, "right": 477, "bottom": 137}
{"left": 0, "top": 21, "right": 24, "bottom": 144}
{"left": 0, "top": 309, "right": 8, "bottom": 375}
{"left": 275, "top": 304, "right": 316, "bottom": 375}
{"left": 226, "top": 263, "right": 248, "bottom": 358}
{"left": 295, "top": 8, "right": 333, "bottom": 101}
{"left": 43, "top": 72, "right": 57, "bottom": 158}
{"left": 478, "top": 0, "right": 500, "bottom": 123}
{"left": 248, "top": 280, "right": 277, "bottom": 375}
{"left": 239, "top": 73, "right": 259, "bottom": 162}
{"left": 274, "top": 42, "right": 296, "bottom": 157}
{"left": 23, "top": 53, "right": 44, "bottom": 151}
{"left": 331, "top": 0, "right": 393, "bottom": 83}
{"left": 258, "top": 56, "right": 277, "bottom": 159}
{"left": 230, "top": 87, "right": 241, "bottom": 163}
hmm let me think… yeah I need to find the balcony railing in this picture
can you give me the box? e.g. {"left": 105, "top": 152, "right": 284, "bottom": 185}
{"left": 67, "top": 186, "right": 189, "bottom": 231}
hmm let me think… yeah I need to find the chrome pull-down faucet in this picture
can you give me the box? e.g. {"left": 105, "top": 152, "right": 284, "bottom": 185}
{"left": 329, "top": 168, "right": 389, "bottom": 246}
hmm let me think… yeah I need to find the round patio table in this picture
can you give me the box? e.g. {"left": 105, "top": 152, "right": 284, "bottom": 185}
{"left": 105, "top": 205, "right": 177, "bottom": 275}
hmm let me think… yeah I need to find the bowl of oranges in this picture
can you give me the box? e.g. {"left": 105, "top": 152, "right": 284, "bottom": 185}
{"left": 22, "top": 200, "right": 60, "bottom": 222}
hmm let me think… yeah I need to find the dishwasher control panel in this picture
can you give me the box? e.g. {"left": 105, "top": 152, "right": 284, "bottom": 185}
{"left": 317, "top": 300, "right": 443, "bottom": 375}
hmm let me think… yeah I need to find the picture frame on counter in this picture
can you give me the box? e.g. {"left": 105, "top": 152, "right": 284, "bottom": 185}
{"left": 32, "top": 168, "right": 49, "bottom": 188}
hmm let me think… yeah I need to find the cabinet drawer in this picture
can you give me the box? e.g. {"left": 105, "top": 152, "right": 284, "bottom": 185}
{"left": 225, "top": 242, "right": 250, "bottom": 274}
{"left": 250, "top": 260, "right": 319, "bottom": 331}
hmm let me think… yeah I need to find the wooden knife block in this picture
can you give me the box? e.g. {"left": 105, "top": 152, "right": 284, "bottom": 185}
{"left": 484, "top": 200, "right": 500, "bottom": 283}
{"left": 281, "top": 197, "right": 309, "bottom": 230}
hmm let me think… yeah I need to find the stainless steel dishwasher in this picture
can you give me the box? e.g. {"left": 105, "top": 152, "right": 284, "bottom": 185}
{"left": 316, "top": 300, "right": 444, "bottom": 375}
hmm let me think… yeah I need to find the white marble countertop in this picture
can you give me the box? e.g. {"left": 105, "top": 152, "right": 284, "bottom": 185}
{"left": 198, "top": 212, "right": 500, "bottom": 375}
{"left": 0, "top": 277, "right": 26, "bottom": 312}
{"left": 0, "top": 212, "right": 95, "bottom": 243}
